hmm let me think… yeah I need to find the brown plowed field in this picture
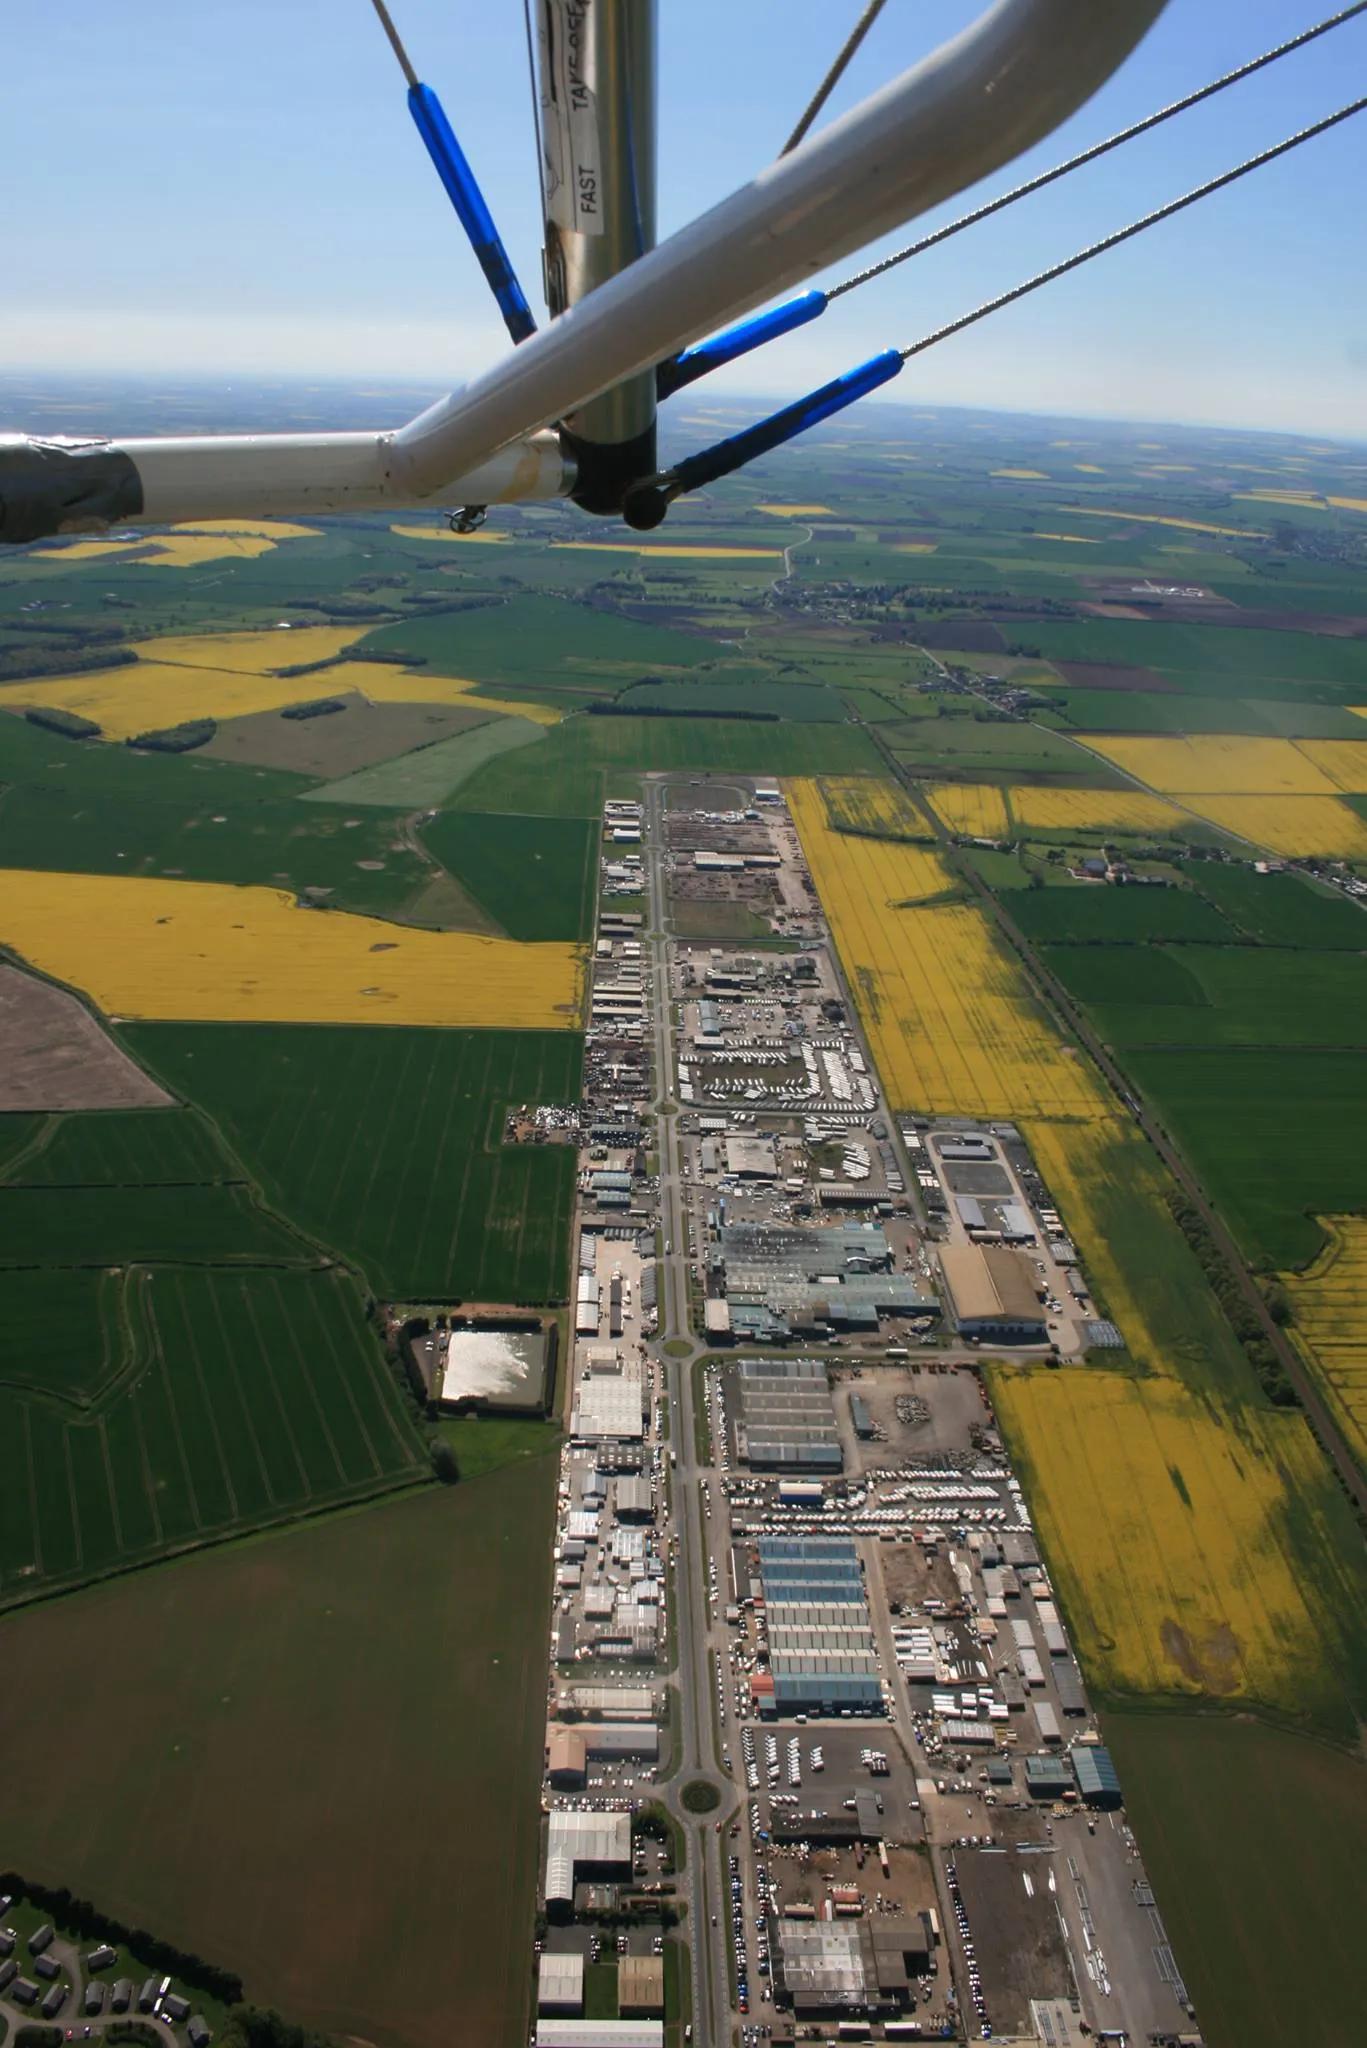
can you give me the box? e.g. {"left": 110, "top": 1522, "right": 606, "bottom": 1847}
{"left": 0, "top": 962, "right": 171, "bottom": 1108}
{"left": 201, "top": 694, "right": 490, "bottom": 776}
{"left": 0, "top": 1461, "right": 559, "bottom": 2048}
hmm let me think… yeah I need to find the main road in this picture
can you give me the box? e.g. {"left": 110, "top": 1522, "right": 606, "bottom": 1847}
{"left": 643, "top": 774, "right": 734, "bottom": 2048}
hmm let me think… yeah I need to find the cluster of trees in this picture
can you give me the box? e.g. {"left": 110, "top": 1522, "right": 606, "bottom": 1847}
{"left": 377, "top": 1310, "right": 460, "bottom": 1484}
{"left": 25, "top": 706, "right": 101, "bottom": 739}
{"left": 0, "top": 1872, "right": 243, "bottom": 2003}
{"left": 1163, "top": 1193, "right": 1299, "bottom": 1406}
{"left": 280, "top": 698, "right": 347, "bottom": 721}
{"left": 0, "top": 643, "right": 136, "bottom": 683}
{"left": 127, "top": 719, "right": 217, "bottom": 754}
{"left": 586, "top": 700, "right": 778, "bottom": 723}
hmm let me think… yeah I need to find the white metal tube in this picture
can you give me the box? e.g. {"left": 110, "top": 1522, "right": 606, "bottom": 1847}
{"left": 394, "top": 0, "right": 1167, "bottom": 492}
{"left": 121, "top": 428, "right": 572, "bottom": 526}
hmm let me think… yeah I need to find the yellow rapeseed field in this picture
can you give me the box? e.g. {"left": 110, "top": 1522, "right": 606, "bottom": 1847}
{"left": 1293, "top": 739, "right": 1367, "bottom": 793}
{"left": 923, "top": 784, "right": 1010, "bottom": 839}
{"left": 1009, "top": 786, "right": 1185, "bottom": 833}
{"left": 788, "top": 779, "right": 1109, "bottom": 1119}
{"left": 991, "top": 468, "right": 1048, "bottom": 479}
{"left": 133, "top": 626, "right": 366, "bottom": 671}
{"left": 1033, "top": 533, "right": 1100, "bottom": 544}
{"left": 0, "top": 872, "right": 582, "bottom": 1031}
{"left": 390, "top": 524, "right": 508, "bottom": 544}
{"left": 1284, "top": 1218, "right": 1367, "bottom": 1474}
{"left": 989, "top": 1367, "right": 1352, "bottom": 1715}
{"left": 32, "top": 521, "right": 318, "bottom": 570}
{"left": 815, "top": 776, "right": 928, "bottom": 840}
{"left": 754, "top": 503, "right": 833, "bottom": 516}
{"left": 17, "top": 623, "right": 561, "bottom": 739}
{"left": 1057, "top": 506, "right": 1249, "bottom": 537}
{"left": 1177, "top": 796, "right": 1367, "bottom": 859}
{"left": 550, "top": 542, "right": 783, "bottom": 560}
{"left": 1086, "top": 734, "right": 1339, "bottom": 795}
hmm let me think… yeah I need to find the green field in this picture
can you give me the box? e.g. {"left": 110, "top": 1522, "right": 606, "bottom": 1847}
{"left": 298, "top": 713, "right": 543, "bottom": 809}
{"left": 886, "top": 712, "right": 1087, "bottom": 774}
{"left": 125, "top": 1024, "right": 583, "bottom": 1302}
{"left": 1, "top": 1108, "right": 235, "bottom": 1185}
{"left": 421, "top": 811, "right": 597, "bottom": 941}
{"left": 1024, "top": 617, "right": 1367, "bottom": 696}
{"left": 0, "top": 1182, "right": 312, "bottom": 1266}
{"left": 1103, "top": 1711, "right": 1367, "bottom": 2048}
{"left": 0, "top": 1267, "right": 427, "bottom": 1601}
{"left": 0, "top": 1463, "right": 557, "bottom": 2048}
{"left": 1186, "top": 861, "right": 1367, "bottom": 948}
{"left": 1047, "top": 688, "right": 1367, "bottom": 737}
{"left": 358, "top": 590, "right": 721, "bottom": 679}
{"left": 451, "top": 714, "right": 882, "bottom": 817}
{"left": 1125, "top": 1048, "right": 1367, "bottom": 1267}
{"left": 1066, "top": 946, "right": 1367, "bottom": 1049}
{"left": 0, "top": 703, "right": 305, "bottom": 805}
{"left": 1040, "top": 943, "right": 1207, "bottom": 1009}
{"left": 0, "top": 1268, "right": 136, "bottom": 1400}
{"left": 1007, "top": 883, "right": 1236, "bottom": 944}
{"left": 0, "top": 780, "right": 428, "bottom": 913}
{"left": 613, "top": 673, "right": 846, "bottom": 720}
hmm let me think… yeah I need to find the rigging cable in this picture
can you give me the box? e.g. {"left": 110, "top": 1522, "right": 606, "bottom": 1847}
{"left": 782, "top": 0, "right": 889, "bottom": 155}
{"left": 626, "top": 93, "right": 1367, "bottom": 524}
{"left": 892, "top": 94, "right": 1367, "bottom": 366}
{"left": 658, "top": 4, "right": 1367, "bottom": 399}
{"left": 828, "top": 0, "right": 1367, "bottom": 300}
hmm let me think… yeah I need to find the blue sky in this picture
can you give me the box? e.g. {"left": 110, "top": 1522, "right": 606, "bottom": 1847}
{"left": 4, "top": 1, "right": 1365, "bottom": 436}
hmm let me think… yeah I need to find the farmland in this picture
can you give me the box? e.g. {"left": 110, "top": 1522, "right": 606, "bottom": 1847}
{"left": 420, "top": 811, "right": 597, "bottom": 942}
{"left": 0, "top": 1183, "right": 310, "bottom": 1266}
{"left": 1184, "top": 861, "right": 1367, "bottom": 946}
{"left": 0, "top": 1463, "right": 558, "bottom": 2048}
{"left": 452, "top": 714, "right": 883, "bottom": 817}
{"left": 0, "top": 1266, "right": 428, "bottom": 1603}
{"left": 1103, "top": 1712, "right": 1367, "bottom": 2048}
{"left": 789, "top": 777, "right": 1111, "bottom": 1119}
{"left": 1122, "top": 1048, "right": 1367, "bottom": 1268}
{"left": 300, "top": 713, "right": 546, "bottom": 808}
{"left": 1084, "top": 732, "right": 1347, "bottom": 794}
{"left": 923, "top": 782, "right": 1011, "bottom": 838}
{"left": 0, "top": 870, "right": 583, "bottom": 1029}
{"left": 1055, "top": 945, "right": 1367, "bottom": 1050}
{"left": 1016, "top": 1117, "right": 1249, "bottom": 1393}
{"left": 1171, "top": 793, "right": 1367, "bottom": 857}
{"left": 1007, "top": 785, "right": 1187, "bottom": 833}
{"left": 4, "top": 1107, "right": 236, "bottom": 1184}
{"left": 1007, "top": 882, "right": 1235, "bottom": 944}
{"left": 125, "top": 1023, "right": 583, "bottom": 1303}
{"left": 814, "top": 774, "right": 930, "bottom": 839}
{"left": 1284, "top": 1218, "right": 1367, "bottom": 1472}
{"left": 989, "top": 1364, "right": 1367, "bottom": 1732}
{"left": 0, "top": 779, "right": 434, "bottom": 915}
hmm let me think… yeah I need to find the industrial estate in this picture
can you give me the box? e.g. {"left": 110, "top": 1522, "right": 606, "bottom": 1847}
{"left": 2, "top": 401, "right": 1366, "bottom": 2048}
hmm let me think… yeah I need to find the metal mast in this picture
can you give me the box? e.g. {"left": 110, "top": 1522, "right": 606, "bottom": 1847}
{"left": 535, "top": 0, "right": 658, "bottom": 514}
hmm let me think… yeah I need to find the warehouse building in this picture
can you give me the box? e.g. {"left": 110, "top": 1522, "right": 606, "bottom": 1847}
{"left": 544, "top": 1808, "right": 633, "bottom": 1910}
{"left": 733, "top": 1358, "right": 842, "bottom": 1471}
{"left": 939, "top": 1243, "right": 1048, "bottom": 1343}
{"left": 1071, "top": 1743, "right": 1123, "bottom": 1808}
{"left": 617, "top": 1956, "right": 665, "bottom": 2016}
{"left": 769, "top": 1916, "right": 940, "bottom": 2016}
{"left": 572, "top": 1351, "right": 648, "bottom": 1440}
{"left": 718, "top": 1224, "right": 936, "bottom": 1336}
{"left": 726, "top": 1135, "right": 779, "bottom": 1179}
{"left": 536, "top": 2027, "right": 662, "bottom": 2048}
{"left": 751, "top": 1535, "right": 883, "bottom": 1716}
{"left": 538, "top": 1953, "right": 585, "bottom": 2015}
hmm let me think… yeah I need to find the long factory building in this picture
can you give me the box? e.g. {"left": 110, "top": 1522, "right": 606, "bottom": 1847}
{"left": 745, "top": 1535, "right": 885, "bottom": 1717}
